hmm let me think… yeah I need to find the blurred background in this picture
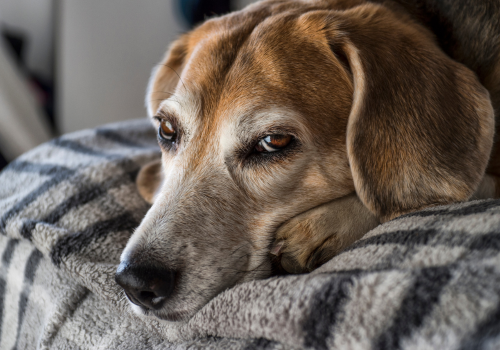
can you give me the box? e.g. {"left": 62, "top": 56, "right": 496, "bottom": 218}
{"left": 0, "top": 0, "right": 255, "bottom": 170}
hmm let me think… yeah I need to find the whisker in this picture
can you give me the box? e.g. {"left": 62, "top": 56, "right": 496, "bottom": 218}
{"left": 150, "top": 89, "right": 176, "bottom": 95}
{"left": 218, "top": 258, "right": 271, "bottom": 275}
{"left": 150, "top": 98, "right": 181, "bottom": 105}
{"left": 228, "top": 243, "right": 250, "bottom": 258}
{"left": 157, "top": 63, "right": 187, "bottom": 91}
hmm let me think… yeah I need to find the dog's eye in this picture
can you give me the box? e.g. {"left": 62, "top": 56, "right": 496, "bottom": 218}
{"left": 158, "top": 120, "right": 177, "bottom": 141}
{"left": 255, "top": 134, "right": 292, "bottom": 153}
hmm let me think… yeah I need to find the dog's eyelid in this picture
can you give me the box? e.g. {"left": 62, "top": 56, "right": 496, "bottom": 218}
{"left": 254, "top": 124, "right": 300, "bottom": 138}
{"left": 154, "top": 111, "right": 183, "bottom": 133}
{"left": 153, "top": 111, "right": 184, "bottom": 150}
{"left": 258, "top": 131, "right": 300, "bottom": 146}
{"left": 239, "top": 125, "right": 302, "bottom": 153}
{"left": 155, "top": 110, "right": 178, "bottom": 123}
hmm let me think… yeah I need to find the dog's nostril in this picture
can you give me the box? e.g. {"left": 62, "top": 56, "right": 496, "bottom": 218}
{"left": 115, "top": 261, "right": 176, "bottom": 310}
{"left": 140, "top": 291, "right": 156, "bottom": 300}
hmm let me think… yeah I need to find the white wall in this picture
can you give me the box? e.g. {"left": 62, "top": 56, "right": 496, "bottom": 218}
{"left": 57, "top": 0, "right": 185, "bottom": 133}
{"left": 0, "top": 0, "right": 55, "bottom": 80}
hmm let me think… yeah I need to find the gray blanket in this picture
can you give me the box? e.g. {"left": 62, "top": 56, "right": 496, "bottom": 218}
{"left": 0, "top": 119, "right": 499, "bottom": 349}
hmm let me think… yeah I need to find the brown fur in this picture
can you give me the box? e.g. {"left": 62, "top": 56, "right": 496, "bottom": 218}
{"left": 136, "top": 160, "right": 164, "bottom": 204}
{"left": 119, "top": 0, "right": 500, "bottom": 320}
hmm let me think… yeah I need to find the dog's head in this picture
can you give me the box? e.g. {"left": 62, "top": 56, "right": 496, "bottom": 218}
{"left": 116, "top": 0, "right": 494, "bottom": 321}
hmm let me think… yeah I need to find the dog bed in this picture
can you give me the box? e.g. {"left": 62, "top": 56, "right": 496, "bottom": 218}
{"left": 0, "top": 119, "right": 499, "bottom": 349}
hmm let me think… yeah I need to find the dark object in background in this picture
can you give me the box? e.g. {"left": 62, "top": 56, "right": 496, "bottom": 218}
{"left": 0, "top": 27, "right": 56, "bottom": 171}
{"left": 2, "top": 28, "right": 57, "bottom": 135}
{"left": 177, "top": 0, "right": 232, "bottom": 27}
{"left": 2, "top": 28, "right": 25, "bottom": 64}
{"left": 0, "top": 151, "right": 7, "bottom": 170}
{"left": 0, "top": 28, "right": 26, "bottom": 171}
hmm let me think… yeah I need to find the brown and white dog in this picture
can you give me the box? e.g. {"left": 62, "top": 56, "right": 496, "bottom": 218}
{"left": 115, "top": 0, "right": 500, "bottom": 322}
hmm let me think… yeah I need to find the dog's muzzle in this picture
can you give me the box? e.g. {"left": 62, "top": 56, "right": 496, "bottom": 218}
{"left": 115, "top": 262, "right": 176, "bottom": 310}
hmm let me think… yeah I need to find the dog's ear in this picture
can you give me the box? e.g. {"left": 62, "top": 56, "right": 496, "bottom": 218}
{"left": 146, "top": 34, "right": 190, "bottom": 117}
{"left": 305, "top": 5, "right": 494, "bottom": 221}
{"left": 136, "top": 160, "right": 163, "bottom": 204}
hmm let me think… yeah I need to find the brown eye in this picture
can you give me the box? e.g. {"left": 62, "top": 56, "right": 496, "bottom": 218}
{"left": 255, "top": 134, "right": 292, "bottom": 153}
{"left": 159, "top": 120, "right": 177, "bottom": 141}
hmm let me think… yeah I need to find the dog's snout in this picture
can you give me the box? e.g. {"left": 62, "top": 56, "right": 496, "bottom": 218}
{"left": 115, "top": 262, "right": 176, "bottom": 310}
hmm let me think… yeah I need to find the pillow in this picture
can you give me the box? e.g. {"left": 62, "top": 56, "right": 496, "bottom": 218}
{"left": 1, "top": 119, "right": 499, "bottom": 349}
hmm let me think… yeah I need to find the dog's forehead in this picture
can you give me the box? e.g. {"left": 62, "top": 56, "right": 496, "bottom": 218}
{"left": 171, "top": 14, "right": 338, "bottom": 123}
{"left": 157, "top": 9, "right": 352, "bottom": 158}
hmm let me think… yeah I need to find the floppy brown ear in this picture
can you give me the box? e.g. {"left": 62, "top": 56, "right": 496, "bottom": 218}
{"left": 136, "top": 160, "right": 163, "bottom": 204}
{"left": 312, "top": 4, "right": 494, "bottom": 221}
{"left": 146, "top": 34, "right": 190, "bottom": 117}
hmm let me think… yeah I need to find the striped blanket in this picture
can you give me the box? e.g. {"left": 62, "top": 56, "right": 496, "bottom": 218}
{"left": 0, "top": 119, "right": 499, "bottom": 349}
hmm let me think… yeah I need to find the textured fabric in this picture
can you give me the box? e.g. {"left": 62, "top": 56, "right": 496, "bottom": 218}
{"left": 0, "top": 119, "right": 500, "bottom": 349}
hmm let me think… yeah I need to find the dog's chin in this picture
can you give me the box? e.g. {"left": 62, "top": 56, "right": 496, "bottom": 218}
{"left": 130, "top": 303, "right": 194, "bottom": 323}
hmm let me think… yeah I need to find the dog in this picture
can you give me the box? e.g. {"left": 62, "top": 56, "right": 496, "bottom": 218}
{"left": 115, "top": 0, "right": 500, "bottom": 322}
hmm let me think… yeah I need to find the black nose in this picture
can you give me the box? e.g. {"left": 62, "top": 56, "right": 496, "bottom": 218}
{"left": 115, "top": 262, "right": 176, "bottom": 310}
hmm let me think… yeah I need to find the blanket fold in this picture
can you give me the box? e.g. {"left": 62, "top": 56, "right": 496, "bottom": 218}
{"left": 0, "top": 119, "right": 499, "bottom": 349}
